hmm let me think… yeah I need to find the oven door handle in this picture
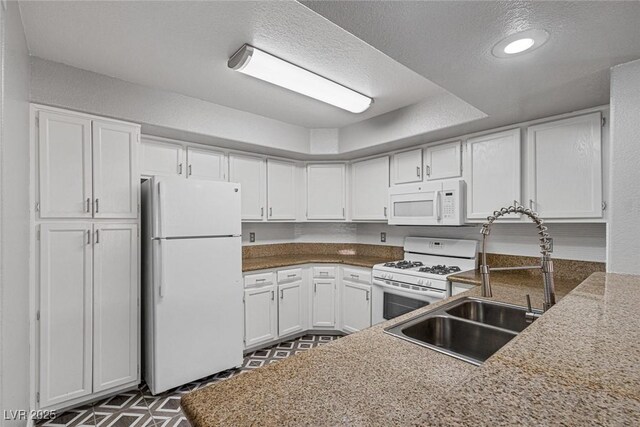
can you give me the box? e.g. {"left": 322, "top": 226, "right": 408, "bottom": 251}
{"left": 373, "top": 279, "right": 446, "bottom": 299}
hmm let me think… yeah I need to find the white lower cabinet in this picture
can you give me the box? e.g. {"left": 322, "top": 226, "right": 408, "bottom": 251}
{"left": 244, "top": 284, "right": 278, "bottom": 348}
{"left": 278, "top": 280, "right": 305, "bottom": 336}
{"left": 38, "top": 223, "right": 138, "bottom": 409}
{"left": 341, "top": 281, "right": 371, "bottom": 333}
{"left": 312, "top": 279, "right": 336, "bottom": 328}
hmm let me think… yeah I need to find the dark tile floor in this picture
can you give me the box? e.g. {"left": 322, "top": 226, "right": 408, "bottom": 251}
{"left": 37, "top": 335, "right": 341, "bottom": 427}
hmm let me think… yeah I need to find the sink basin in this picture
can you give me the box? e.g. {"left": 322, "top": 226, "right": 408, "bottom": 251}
{"left": 446, "top": 299, "right": 534, "bottom": 333}
{"left": 400, "top": 315, "right": 517, "bottom": 364}
{"left": 384, "top": 297, "right": 541, "bottom": 365}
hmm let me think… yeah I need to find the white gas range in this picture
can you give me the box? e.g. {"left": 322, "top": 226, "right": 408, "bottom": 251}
{"left": 372, "top": 237, "right": 478, "bottom": 324}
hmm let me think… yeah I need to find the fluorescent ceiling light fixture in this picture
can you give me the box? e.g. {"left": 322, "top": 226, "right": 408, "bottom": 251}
{"left": 228, "top": 44, "right": 373, "bottom": 113}
{"left": 492, "top": 29, "right": 549, "bottom": 58}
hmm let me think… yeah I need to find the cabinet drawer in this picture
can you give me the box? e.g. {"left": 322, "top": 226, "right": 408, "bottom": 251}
{"left": 312, "top": 266, "right": 336, "bottom": 278}
{"left": 342, "top": 267, "right": 371, "bottom": 284}
{"left": 244, "top": 272, "right": 276, "bottom": 288}
{"left": 277, "top": 268, "right": 302, "bottom": 283}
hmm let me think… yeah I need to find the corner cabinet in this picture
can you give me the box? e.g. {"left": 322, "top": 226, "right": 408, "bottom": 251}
{"left": 38, "top": 223, "right": 138, "bottom": 409}
{"left": 526, "top": 112, "right": 603, "bottom": 219}
{"left": 306, "top": 163, "right": 346, "bottom": 220}
{"left": 351, "top": 156, "right": 389, "bottom": 221}
{"left": 229, "top": 154, "right": 267, "bottom": 221}
{"left": 38, "top": 112, "right": 139, "bottom": 219}
{"left": 465, "top": 129, "right": 521, "bottom": 220}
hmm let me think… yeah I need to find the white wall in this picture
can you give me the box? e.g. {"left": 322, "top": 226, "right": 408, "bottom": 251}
{"left": 242, "top": 222, "right": 606, "bottom": 262}
{"left": 29, "top": 57, "right": 312, "bottom": 157}
{"left": 0, "top": 2, "right": 32, "bottom": 425}
{"left": 607, "top": 58, "right": 640, "bottom": 273}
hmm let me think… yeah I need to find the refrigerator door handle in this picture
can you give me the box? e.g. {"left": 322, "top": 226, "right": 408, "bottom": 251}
{"left": 157, "top": 181, "right": 165, "bottom": 238}
{"left": 156, "top": 239, "right": 166, "bottom": 297}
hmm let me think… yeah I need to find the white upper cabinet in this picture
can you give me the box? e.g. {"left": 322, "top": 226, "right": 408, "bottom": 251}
{"left": 38, "top": 110, "right": 138, "bottom": 219}
{"left": 465, "top": 129, "right": 521, "bottom": 220}
{"left": 267, "top": 159, "right": 297, "bottom": 221}
{"left": 140, "top": 139, "right": 185, "bottom": 177}
{"left": 351, "top": 156, "right": 389, "bottom": 221}
{"left": 92, "top": 121, "right": 138, "bottom": 219}
{"left": 39, "top": 223, "right": 93, "bottom": 408}
{"left": 186, "top": 147, "right": 226, "bottom": 181}
{"left": 306, "top": 163, "right": 346, "bottom": 220}
{"left": 527, "top": 112, "right": 603, "bottom": 218}
{"left": 92, "top": 224, "right": 138, "bottom": 392}
{"left": 425, "top": 141, "right": 462, "bottom": 181}
{"left": 38, "top": 111, "right": 93, "bottom": 218}
{"left": 392, "top": 148, "right": 422, "bottom": 184}
{"left": 229, "top": 154, "right": 266, "bottom": 221}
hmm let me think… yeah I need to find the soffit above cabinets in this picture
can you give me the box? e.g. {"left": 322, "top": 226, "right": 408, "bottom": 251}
{"left": 19, "top": 0, "right": 471, "bottom": 129}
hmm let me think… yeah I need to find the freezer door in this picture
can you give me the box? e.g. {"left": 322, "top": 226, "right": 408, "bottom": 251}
{"left": 153, "top": 176, "right": 241, "bottom": 238}
{"left": 151, "top": 236, "right": 243, "bottom": 394}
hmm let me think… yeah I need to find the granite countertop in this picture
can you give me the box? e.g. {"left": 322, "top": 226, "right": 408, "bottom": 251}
{"left": 181, "top": 272, "right": 640, "bottom": 425}
{"left": 242, "top": 254, "right": 391, "bottom": 272}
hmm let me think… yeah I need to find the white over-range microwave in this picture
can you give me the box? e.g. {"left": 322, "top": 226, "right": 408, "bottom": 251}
{"left": 388, "top": 179, "right": 465, "bottom": 226}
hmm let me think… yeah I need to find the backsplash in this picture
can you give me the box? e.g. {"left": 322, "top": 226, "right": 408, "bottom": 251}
{"left": 242, "top": 243, "right": 403, "bottom": 260}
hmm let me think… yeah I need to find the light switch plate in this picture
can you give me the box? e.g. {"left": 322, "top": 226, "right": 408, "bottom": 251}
{"left": 249, "top": 232, "right": 255, "bottom": 243}
{"left": 380, "top": 232, "right": 386, "bottom": 243}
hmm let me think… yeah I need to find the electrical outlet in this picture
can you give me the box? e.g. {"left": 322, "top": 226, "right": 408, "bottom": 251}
{"left": 380, "top": 232, "right": 386, "bottom": 243}
{"left": 249, "top": 232, "right": 255, "bottom": 243}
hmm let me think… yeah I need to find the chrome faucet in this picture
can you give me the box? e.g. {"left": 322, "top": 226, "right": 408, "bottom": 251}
{"left": 479, "top": 203, "right": 556, "bottom": 312}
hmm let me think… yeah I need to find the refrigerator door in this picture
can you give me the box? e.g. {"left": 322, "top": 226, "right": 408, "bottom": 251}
{"left": 150, "top": 236, "right": 243, "bottom": 394}
{"left": 152, "top": 176, "right": 241, "bottom": 238}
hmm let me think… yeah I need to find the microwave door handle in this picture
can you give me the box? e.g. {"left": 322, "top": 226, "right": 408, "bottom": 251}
{"left": 434, "top": 190, "right": 442, "bottom": 221}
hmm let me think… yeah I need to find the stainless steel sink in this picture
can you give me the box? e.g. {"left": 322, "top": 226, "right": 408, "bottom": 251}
{"left": 385, "top": 297, "right": 542, "bottom": 365}
{"left": 446, "top": 299, "right": 535, "bottom": 333}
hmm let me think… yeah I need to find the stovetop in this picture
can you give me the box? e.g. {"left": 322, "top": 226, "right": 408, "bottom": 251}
{"left": 374, "top": 259, "right": 466, "bottom": 281}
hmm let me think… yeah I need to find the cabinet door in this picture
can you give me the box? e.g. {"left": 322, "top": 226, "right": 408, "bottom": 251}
{"left": 306, "top": 164, "right": 346, "bottom": 220}
{"left": 392, "top": 148, "right": 422, "bottom": 184}
{"left": 312, "top": 279, "right": 335, "bottom": 328}
{"left": 229, "top": 154, "right": 266, "bottom": 221}
{"left": 186, "top": 147, "right": 226, "bottom": 181}
{"left": 351, "top": 157, "right": 389, "bottom": 221}
{"left": 92, "top": 121, "right": 139, "bottom": 219}
{"left": 39, "top": 223, "right": 93, "bottom": 408}
{"left": 244, "top": 285, "right": 277, "bottom": 348}
{"left": 465, "top": 129, "right": 521, "bottom": 220}
{"left": 425, "top": 141, "right": 462, "bottom": 181}
{"left": 140, "top": 139, "right": 184, "bottom": 177}
{"left": 38, "top": 111, "right": 93, "bottom": 218}
{"left": 527, "top": 113, "right": 603, "bottom": 218}
{"left": 266, "top": 159, "right": 296, "bottom": 220}
{"left": 342, "top": 281, "right": 371, "bottom": 333}
{"left": 278, "top": 281, "right": 304, "bottom": 337}
{"left": 93, "top": 224, "right": 138, "bottom": 392}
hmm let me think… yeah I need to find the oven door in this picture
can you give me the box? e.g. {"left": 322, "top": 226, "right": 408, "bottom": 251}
{"left": 371, "top": 279, "right": 447, "bottom": 325}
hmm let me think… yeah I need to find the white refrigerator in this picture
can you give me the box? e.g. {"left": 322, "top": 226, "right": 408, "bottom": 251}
{"left": 142, "top": 176, "right": 243, "bottom": 395}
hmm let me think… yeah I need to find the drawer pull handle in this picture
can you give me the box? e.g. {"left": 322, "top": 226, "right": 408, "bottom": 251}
{"left": 287, "top": 274, "right": 296, "bottom": 278}
{"left": 256, "top": 278, "right": 266, "bottom": 282}
{"left": 351, "top": 274, "right": 359, "bottom": 279}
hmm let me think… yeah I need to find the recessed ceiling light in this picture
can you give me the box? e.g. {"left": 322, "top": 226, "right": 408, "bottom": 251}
{"left": 228, "top": 44, "right": 373, "bottom": 113}
{"left": 492, "top": 29, "right": 549, "bottom": 58}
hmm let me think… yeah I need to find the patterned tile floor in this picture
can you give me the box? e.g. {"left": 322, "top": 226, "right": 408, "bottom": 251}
{"left": 37, "top": 335, "right": 341, "bottom": 427}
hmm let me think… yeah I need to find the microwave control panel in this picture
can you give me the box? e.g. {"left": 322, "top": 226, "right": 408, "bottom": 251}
{"left": 442, "top": 191, "right": 457, "bottom": 219}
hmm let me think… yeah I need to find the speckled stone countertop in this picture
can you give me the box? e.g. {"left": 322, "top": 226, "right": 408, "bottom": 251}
{"left": 242, "top": 243, "right": 403, "bottom": 272}
{"left": 182, "top": 272, "right": 639, "bottom": 426}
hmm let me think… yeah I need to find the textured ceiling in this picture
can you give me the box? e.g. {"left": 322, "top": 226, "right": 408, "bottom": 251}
{"left": 303, "top": 0, "right": 640, "bottom": 129}
{"left": 18, "top": 0, "right": 457, "bottom": 128}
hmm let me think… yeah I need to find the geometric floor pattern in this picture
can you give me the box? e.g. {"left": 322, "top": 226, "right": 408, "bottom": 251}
{"left": 37, "top": 335, "right": 341, "bottom": 427}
